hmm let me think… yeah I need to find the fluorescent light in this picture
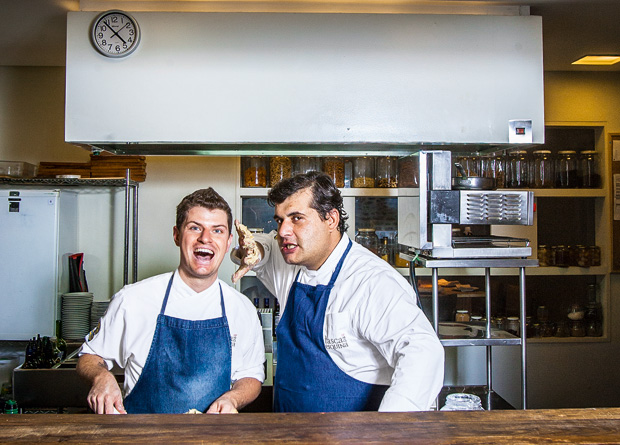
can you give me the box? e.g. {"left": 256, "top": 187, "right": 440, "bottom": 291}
{"left": 572, "top": 55, "right": 620, "bottom": 65}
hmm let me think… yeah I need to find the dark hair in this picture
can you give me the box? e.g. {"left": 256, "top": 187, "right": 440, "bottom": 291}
{"left": 267, "top": 171, "right": 349, "bottom": 234}
{"left": 176, "top": 188, "right": 233, "bottom": 234}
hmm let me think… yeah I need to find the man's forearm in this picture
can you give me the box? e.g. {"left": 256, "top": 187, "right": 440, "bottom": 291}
{"left": 226, "top": 377, "right": 263, "bottom": 410}
{"left": 77, "top": 353, "right": 111, "bottom": 383}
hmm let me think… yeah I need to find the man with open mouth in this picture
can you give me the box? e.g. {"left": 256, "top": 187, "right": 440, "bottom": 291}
{"left": 77, "top": 188, "right": 265, "bottom": 414}
{"left": 232, "top": 171, "right": 444, "bottom": 413}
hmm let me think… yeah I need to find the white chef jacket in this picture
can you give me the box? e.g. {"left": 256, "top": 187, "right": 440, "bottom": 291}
{"left": 79, "top": 271, "right": 265, "bottom": 396}
{"left": 249, "top": 232, "right": 444, "bottom": 412}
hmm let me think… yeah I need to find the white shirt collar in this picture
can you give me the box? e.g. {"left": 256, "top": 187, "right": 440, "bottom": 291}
{"left": 301, "top": 233, "right": 350, "bottom": 281}
{"left": 172, "top": 270, "right": 220, "bottom": 299}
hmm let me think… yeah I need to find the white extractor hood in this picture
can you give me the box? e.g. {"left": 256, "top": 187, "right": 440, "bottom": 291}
{"left": 65, "top": 12, "right": 544, "bottom": 155}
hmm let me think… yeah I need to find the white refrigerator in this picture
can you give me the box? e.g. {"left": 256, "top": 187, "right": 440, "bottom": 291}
{"left": 0, "top": 189, "right": 77, "bottom": 340}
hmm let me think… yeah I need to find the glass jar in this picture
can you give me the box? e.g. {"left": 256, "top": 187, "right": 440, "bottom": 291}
{"left": 269, "top": 156, "right": 292, "bottom": 187}
{"left": 537, "top": 244, "right": 551, "bottom": 266}
{"left": 536, "top": 305, "right": 549, "bottom": 323}
{"left": 576, "top": 245, "right": 590, "bottom": 267}
{"left": 440, "top": 393, "right": 483, "bottom": 411}
{"left": 455, "top": 155, "right": 480, "bottom": 177}
{"left": 376, "top": 156, "right": 399, "bottom": 188}
{"left": 353, "top": 157, "right": 375, "bottom": 188}
{"left": 555, "top": 150, "right": 578, "bottom": 188}
{"left": 398, "top": 156, "right": 419, "bottom": 188}
{"left": 588, "top": 246, "right": 601, "bottom": 266}
{"left": 568, "top": 245, "right": 580, "bottom": 267}
{"left": 570, "top": 320, "right": 586, "bottom": 337}
{"left": 294, "top": 156, "right": 321, "bottom": 176}
{"left": 506, "top": 150, "right": 529, "bottom": 188}
{"left": 455, "top": 310, "right": 470, "bottom": 322}
{"left": 506, "top": 317, "right": 520, "bottom": 336}
{"left": 552, "top": 245, "right": 570, "bottom": 267}
{"left": 554, "top": 321, "right": 570, "bottom": 337}
{"left": 481, "top": 155, "right": 506, "bottom": 189}
{"left": 530, "top": 150, "right": 554, "bottom": 188}
{"left": 579, "top": 150, "right": 601, "bottom": 188}
{"left": 355, "top": 228, "right": 379, "bottom": 254}
{"left": 243, "top": 156, "right": 268, "bottom": 187}
{"left": 322, "top": 156, "right": 345, "bottom": 188}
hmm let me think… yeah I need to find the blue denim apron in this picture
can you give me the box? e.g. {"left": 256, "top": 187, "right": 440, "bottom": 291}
{"left": 273, "top": 240, "right": 389, "bottom": 412}
{"left": 124, "top": 274, "right": 232, "bottom": 414}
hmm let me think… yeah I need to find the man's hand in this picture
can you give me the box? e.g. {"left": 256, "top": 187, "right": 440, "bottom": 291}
{"left": 77, "top": 353, "right": 127, "bottom": 414}
{"left": 231, "top": 220, "right": 263, "bottom": 283}
{"left": 206, "top": 377, "right": 262, "bottom": 414}
{"left": 205, "top": 395, "right": 239, "bottom": 414}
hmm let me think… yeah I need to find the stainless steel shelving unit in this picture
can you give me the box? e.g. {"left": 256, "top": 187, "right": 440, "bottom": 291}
{"left": 0, "top": 173, "right": 139, "bottom": 285}
{"left": 403, "top": 253, "right": 538, "bottom": 410}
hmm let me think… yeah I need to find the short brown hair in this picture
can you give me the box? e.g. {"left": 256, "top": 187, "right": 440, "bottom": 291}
{"left": 176, "top": 188, "right": 233, "bottom": 234}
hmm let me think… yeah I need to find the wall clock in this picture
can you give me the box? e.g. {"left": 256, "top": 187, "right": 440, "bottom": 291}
{"left": 91, "top": 10, "right": 140, "bottom": 58}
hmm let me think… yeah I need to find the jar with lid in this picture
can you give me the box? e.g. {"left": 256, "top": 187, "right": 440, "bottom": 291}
{"left": 355, "top": 228, "right": 379, "bottom": 254}
{"left": 353, "top": 157, "right": 375, "bottom": 188}
{"left": 243, "top": 156, "right": 268, "bottom": 187}
{"left": 585, "top": 284, "right": 603, "bottom": 337}
{"left": 323, "top": 156, "right": 345, "bottom": 188}
{"left": 579, "top": 150, "right": 601, "bottom": 188}
{"left": 537, "top": 244, "right": 551, "bottom": 266}
{"left": 398, "top": 156, "right": 419, "bottom": 188}
{"left": 294, "top": 156, "right": 322, "bottom": 176}
{"left": 555, "top": 150, "right": 578, "bottom": 188}
{"left": 506, "top": 317, "right": 520, "bottom": 336}
{"left": 376, "top": 156, "right": 399, "bottom": 188}
{"left": 269, "top": 156, "right": 292, "bottom": 187}
{"left": 455, "top": 310, "right": 470, "bottom": 322}
{"left": 530, "top": 150, "right": 554, "bottom": 188}
{"left": 481, "top": 155, "right": 506, "bottom": 189}
{"left": 588, "top": 245, "right": 601, "bottom": 267}
{"left": 378, "top": 237, "right": 390, "bottom": 263}
{"left": 570, "top": 320, "right": 586, "bottom": 337}
{"left": 455, "top": 155, "right": 480, "bottom": 177}
{"left": 552, "top": 245, "right": 570, "bottom": 267}
{"left": 506, "top": 150, "right": 529, "bottom": 188}
{"left": 576, "top": 245, "right": 590, "bottom": 267}
{"left": 440, "top": 393, "right": 483, "bottom": 411}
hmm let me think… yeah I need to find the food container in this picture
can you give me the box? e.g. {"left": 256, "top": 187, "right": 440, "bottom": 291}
{"left": 452, "top": 163, "right": 495, "bottom": 190}
{"left": 537, "top": 244, "right": 551, "bottom": 266}
{"left": 355, "top": 228, "right": 379, "bottom": 254}
{"left": 506, "top": 317, "right": 520, "bottom": 336}
{"left": 242, "top": 156, "right": 268, "bottom": 187}
{"left": 455, "top": 310, "right": 470, "bottom": 322}
{"left": 530, "top": 150, "right": 554, "bottom": 188}
{"left": 294, "top": 156, "right": 321, "bottom": 176}
{"left": 506, "top": 150, "right": 529, "bottom": 188}
{"left": 375, "top": 156, "right": 398, "bottom": 188}
{"left": 0, "top": 161, "right": 38, "bottom": 178}
{"left": 555, "top": 150, "right": 578, "bottom": 188}
{"left": 323, "top": 157, "right": 345, "bottom": 188}
{"left": 588, "top": 245, "right": 601, "bottom": 266}
{"left": 398, "top": 156, "right": 419, "bottom": 188}
{"left": 269, "top": 156, "right": 292, "bottom": 186}
{"left": 353, "top": 157, "right": 375, "bottom": 188}
{"left": 481, "top": 155, "right": 506, "bottom": 189}
{"left": 578, "top": 150, "right": 601, "bottom": 188}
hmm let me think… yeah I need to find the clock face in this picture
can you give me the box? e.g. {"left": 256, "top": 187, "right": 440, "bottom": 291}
{"left": 91, "top": 10, "right": 140, "bottom": 58}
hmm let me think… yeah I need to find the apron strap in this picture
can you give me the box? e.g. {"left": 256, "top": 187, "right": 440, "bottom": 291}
{"left": 159, "top": 273, "right": 175, "bottom": 315}
{"left": 293, "top": 239, "right": 353, "bottom": 287}
{"left": 218, "top": 283, "right": 226, "bottom": 318}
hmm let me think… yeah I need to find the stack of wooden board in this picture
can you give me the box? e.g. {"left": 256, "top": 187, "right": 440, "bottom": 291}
{"left": 38, "top": 162, "right": 92, "bottom": 178}
{"left": 90, "top": 155, "right": 147, "bottom": 182}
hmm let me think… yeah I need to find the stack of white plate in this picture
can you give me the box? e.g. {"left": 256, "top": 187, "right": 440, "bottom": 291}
{"left": 90, "top": 301, "right": 110, "bottom": 331}
{"left": 61, "top": 292, "right": 93, "bottom": 340}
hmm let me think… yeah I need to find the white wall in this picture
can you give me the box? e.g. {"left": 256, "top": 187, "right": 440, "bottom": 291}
{"left": 2, "top": 66, "right": 620, "bottom": 409}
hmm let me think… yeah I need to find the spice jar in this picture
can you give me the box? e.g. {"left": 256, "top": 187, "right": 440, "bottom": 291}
{"left": 588, "top": 246, "right": 601, "bottom": 267}
{"left": 323, "top": 157, "right": 345, "bottom": 188}
{"left": 556, "top": 150, "right": 578, "bottom": 188}
{"left": 294, "top": 156, "right": 321, "bottom": 176}
{"left": 530, "top": 150, "right": 554, "bottom": 188}
{"left": 481, "top": 155, "right": 506, "bottom": 189}
{"left": 355, "top": 228, "right": 379, "bottom": 254}
{"left": 577, "top": 245, "right": 590, "bottom": 267}
{"left": 243, "top": 156, "right": 268, "bottom": 187}
{"left": 353, "top": 157, "right": 375, "bottom": 188}
{"left": 269, "top": 156, "right": 292, "bottom": 187}
{"left": 398, "top": 156, "right": 419, "bottom": 188}
{"left": 506, "top": 317, "right": 520, "bottom": 336}
{"left": 455, "top": 310, "right": 470, "bottom": 322}
{"left": 578, "top": 150, "right": 601, "bottom": 188}
{"left": 552, "top": 245, "right": 570, "bottom": 267}
{"left": 537, "top": 244, "right": 551, "bottom": 266}
{"left": 376, "top": 156, "right": 399, "bottom": 188}
{"left": 506, "top": 150, "right": 529, "bottom": 188}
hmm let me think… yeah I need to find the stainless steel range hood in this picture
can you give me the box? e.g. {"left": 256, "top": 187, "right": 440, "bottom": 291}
{"left": 65, "top": 12, "right": 544, "bottom": 155}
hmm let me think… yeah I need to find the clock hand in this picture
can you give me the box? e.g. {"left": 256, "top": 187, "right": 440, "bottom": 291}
{"left": 104, "top": 20, "right": 128, "bottom": 44}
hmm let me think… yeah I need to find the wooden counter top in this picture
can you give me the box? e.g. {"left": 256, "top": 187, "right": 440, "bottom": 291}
{"left": 2, "top": 408, "right": 620, "bottom": 443}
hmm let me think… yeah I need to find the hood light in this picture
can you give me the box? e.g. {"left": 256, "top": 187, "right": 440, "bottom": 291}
{"left": 572, "top": 55, "right": 620, "bottom": 66}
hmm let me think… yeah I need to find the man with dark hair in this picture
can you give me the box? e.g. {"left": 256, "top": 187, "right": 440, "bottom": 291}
{"left": 78, "top": 188, "right": 265, "bottom": 414}
{"left": 232, "top": 172, "right": 444, "bottom": 413}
